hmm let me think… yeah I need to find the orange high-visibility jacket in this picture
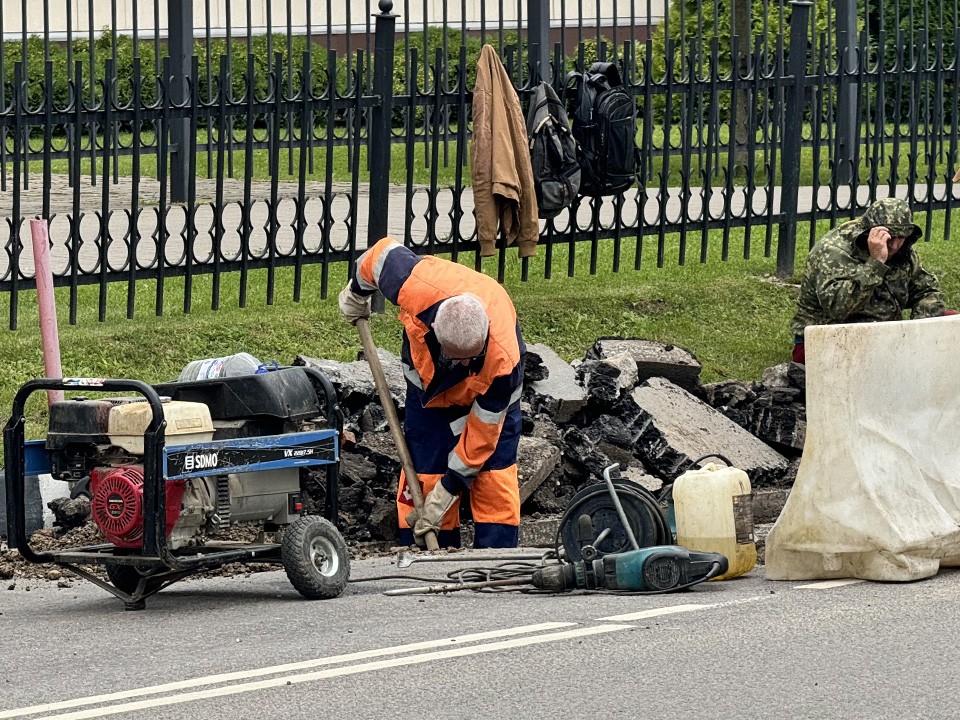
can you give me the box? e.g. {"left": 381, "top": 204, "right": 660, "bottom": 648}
{"left": 350, "top": 238, "right": 525, "bottom": 488}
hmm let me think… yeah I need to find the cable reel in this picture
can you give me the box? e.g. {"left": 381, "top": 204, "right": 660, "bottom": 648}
{"left": 557, "top": 464, "right": 673, "bottom": 562}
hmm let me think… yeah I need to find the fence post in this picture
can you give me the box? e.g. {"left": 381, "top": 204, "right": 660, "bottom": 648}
{"left": 835, "top": 0, "right": 857, "bottom": 184}
{"left": 528, "top": 0, "right": 551, "bottom": 83}
{"left": 367, "top": 1, "right": 397, "bottom": 313}
{"left": 776, "top": 0, "right": 812, "bottom": 278}
{"left": 168, "top": 0, "right": 194, "bottom": 204}
{"left": 731, "top": 0, "right": 751, "bottom": 173}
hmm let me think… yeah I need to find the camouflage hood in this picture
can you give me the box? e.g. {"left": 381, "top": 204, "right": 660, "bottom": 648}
{"left": 854, "top": 198, "right": 923, "bottom": 250}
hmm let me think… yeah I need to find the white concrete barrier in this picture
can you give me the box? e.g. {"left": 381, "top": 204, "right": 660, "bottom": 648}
{"left": 766, "top": 315, "right": 960, "bottom": 582}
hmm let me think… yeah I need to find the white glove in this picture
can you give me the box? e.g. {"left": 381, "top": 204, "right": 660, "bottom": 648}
{"left": 405, "top": 484, "right": 458, "bottom": 546}
{"left": 338, "top": 283, "right": 371, "bottom": 325}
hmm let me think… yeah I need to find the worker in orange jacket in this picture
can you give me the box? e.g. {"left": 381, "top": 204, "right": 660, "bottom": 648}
{"left": 338, "top": 237, "right": 524, "bottom": 548}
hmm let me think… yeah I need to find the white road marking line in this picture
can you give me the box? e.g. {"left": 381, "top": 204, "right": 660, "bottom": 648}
{"left": 709, "top": 595, "right": 775, "bottom": 609}
{"left": 794, "top": 579, "right": 865, "bottom": 589}
{"left": 595, "top": 604, "right": 716, "bottom": 622}
{"left": 0, "top": 622, "right": 574, "bottom": 720}
{"left": 32, "top": 624, "right": 635, "bottom": 720}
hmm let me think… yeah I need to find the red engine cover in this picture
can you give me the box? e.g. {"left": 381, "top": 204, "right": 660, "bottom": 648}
{"left": 90, "top": 466, "right": 186, "bottom": 549}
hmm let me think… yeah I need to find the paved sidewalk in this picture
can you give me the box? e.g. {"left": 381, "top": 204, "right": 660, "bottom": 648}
{"left": 1, "top": 174, "right": 953, "bottom": 278}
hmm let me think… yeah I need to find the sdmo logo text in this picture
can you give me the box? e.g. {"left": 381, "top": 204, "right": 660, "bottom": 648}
{"left": 184, "top": 451, "right": 219, "bottom": 472}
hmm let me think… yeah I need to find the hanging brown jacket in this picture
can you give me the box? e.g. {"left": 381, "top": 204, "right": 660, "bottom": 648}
{"left": 471, "top": 44, "right": 539, "bottom": 258}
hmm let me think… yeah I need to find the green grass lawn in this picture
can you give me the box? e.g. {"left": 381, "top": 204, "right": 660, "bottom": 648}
{"left": 3, "top": 214, "right": 960, "bottom": 443}
{"left": 35, "top": 123, "right": 955, "bottom": 189}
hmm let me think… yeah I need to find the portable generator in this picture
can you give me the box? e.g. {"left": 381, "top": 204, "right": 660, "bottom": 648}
{"left": 4, "top": 366, "right": 349, "bottom": 610}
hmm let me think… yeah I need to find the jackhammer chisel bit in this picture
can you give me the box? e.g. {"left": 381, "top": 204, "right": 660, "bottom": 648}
{"left": 396, "top": 550, "right": 548, "bottom": 569}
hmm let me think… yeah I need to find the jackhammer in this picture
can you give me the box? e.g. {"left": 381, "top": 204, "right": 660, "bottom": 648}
{"left": 530, "top": 544, "right": 727, "bottom": 593}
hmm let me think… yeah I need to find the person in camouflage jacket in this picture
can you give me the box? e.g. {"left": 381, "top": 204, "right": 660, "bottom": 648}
{"left": 790, "top": 198, "right": 950, "bottom": 364}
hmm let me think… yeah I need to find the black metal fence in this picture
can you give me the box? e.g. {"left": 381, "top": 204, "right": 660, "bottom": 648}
{"left": 2, "top": 0, "right": 960, "bottom": 329}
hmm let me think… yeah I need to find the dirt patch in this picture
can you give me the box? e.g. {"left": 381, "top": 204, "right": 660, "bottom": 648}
{"left": 1, "top": 525, "right": 104, "bottom": 589}
{"left": 754, "top": 522, "right": 774, "bottom": 566}
{"left": 0, "top": 522, "right": 397, "bottom": 591}
{"left": 2, "top": 520, "right": 776, "bottom": 591}
{"left": 627, "top": 298, "right": 670, "bottom": 315}
{"left": 758, "top": 273, "right": 800, "bottom": 289}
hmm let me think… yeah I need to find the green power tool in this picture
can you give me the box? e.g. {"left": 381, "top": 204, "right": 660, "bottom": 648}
{"left": 531, "top": 545, "right": 728, "bottom": 593}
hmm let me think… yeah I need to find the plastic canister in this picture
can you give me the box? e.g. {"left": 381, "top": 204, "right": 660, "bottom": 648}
{"left": 178, "top": 352, "right": 262, "bottom": 382}
{"left": 672, "top": 461, "right": 756, "bottom": 580}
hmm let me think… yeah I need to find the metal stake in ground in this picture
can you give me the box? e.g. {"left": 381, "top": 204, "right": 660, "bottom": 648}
{"left": 355, "top": 318, "right": 440, "bottom": 552}
{"left": 383, "top": 578, "right": 529, "bottom": 595}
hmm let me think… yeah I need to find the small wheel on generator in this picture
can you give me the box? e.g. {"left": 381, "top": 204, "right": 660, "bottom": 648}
{"left": 105, "top": 563, "right": 161, "bottom": 596}
{"left": 281, "top": 516, "right": 350, "bottom": 600}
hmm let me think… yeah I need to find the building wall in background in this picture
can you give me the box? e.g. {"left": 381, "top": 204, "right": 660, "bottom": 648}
{"left": 2, "top": 0, "right": 666, "bottom": 38}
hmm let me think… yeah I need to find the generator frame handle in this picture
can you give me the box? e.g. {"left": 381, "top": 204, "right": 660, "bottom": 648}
{"left": 298, "top": 366, "right": 342, "bottom": 525}
{"left": 3, "top": 378, "right": 173, "bottom": 566}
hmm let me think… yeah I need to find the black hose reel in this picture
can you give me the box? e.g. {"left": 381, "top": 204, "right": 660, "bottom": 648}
{"left": 557, "top": 464, "right": 673, "bottom": 562}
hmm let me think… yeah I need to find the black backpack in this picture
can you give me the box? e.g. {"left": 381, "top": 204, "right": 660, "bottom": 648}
{"left": 526, "top": 82, "right": 581, "bottom": 219}
{"left": 565, "top": 62, "right": 639, "bottom": 197}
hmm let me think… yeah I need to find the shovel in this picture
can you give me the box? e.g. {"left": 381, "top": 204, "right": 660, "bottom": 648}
{"left": 355, "top": 318, "right": 440, "bottom": 552}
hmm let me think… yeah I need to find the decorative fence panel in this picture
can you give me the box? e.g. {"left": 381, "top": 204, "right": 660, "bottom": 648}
{"left": 1, "top": 0, "right": 959, "bottom": 328}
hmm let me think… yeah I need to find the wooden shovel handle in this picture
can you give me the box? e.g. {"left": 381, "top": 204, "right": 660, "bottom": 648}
{"left": 355, "top": 318, "right": 440, "bottom": 552}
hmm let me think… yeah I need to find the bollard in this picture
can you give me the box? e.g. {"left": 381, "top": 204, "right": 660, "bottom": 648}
{"left": 30, "top": 217, "right": 64, "bottom": 405}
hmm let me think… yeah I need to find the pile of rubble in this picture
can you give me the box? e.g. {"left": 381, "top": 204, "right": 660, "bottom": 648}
{"left": 0, "top": 518, "right": 103, "bottom": 588}
{"left": 2, "top": 336, "right": 807, "bottom": 584}
{"left": 295, "top": 336, "right": 807, "bottom": 544}
{"left": 0, "top": 499, "right": 391, "bottom": 587}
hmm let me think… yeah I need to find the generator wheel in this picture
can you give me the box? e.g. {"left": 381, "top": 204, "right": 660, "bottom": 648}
{"left": 281, "top": 516, "right": 350, "bottom": 600}
{"left": 105, "top": 563, "right": 161, "bottom": 596}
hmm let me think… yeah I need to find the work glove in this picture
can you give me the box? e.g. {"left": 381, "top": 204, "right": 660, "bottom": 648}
{"left": 338, "top": 282, "right": 371, "bottom": 325}
{"left": 404, "top": 483, "right": 458, "bottom": 547}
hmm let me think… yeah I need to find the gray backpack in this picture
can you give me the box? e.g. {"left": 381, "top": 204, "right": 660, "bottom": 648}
{"left": 526, "top": 82, "right": 581, "bottom": 219}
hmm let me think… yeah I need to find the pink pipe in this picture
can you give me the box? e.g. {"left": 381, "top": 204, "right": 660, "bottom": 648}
{"left": 30, "top": 218, "right": 64, "bottom": 406}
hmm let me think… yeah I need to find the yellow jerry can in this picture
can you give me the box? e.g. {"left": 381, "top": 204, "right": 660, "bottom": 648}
{"left": 673, "top": 460, "right": 757, "bottom": 580}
